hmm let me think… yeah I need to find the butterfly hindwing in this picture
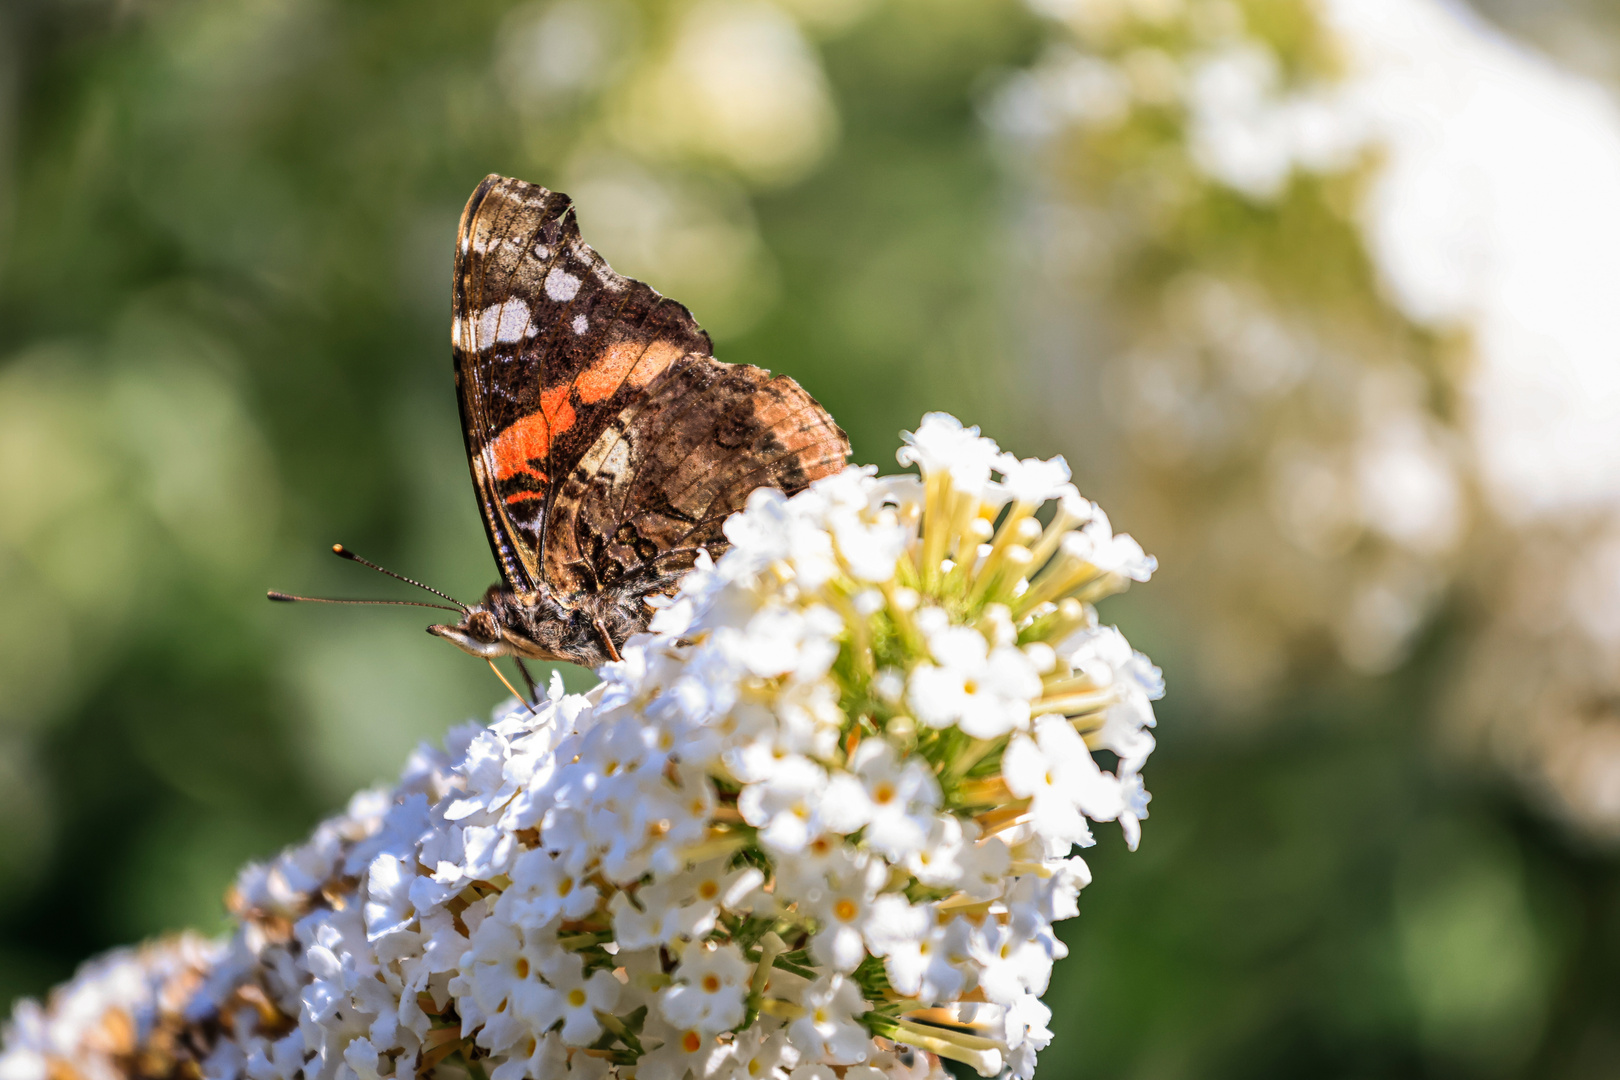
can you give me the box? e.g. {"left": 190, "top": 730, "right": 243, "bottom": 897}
{"left": 542, "top": 356, "right": 849, "bottom": 598}
{"left": 452, "top": 174, "right": 848, "bottom": 606}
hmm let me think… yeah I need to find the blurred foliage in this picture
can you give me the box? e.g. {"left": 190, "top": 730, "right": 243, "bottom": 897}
{"left": 1, "top": 0, "right": 1618, "bottom": 1079}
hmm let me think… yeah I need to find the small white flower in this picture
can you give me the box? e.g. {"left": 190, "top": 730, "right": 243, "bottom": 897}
{"left": 1063, "top": 510, "right": 1157, "bottom": 584}
{"left": 661, "top": 943, "right": 751, "bottom": 1035}
{"left": 737, "top": 755, "right": 827, "bottom": 854}
{"left": 489, "top": 1032, "right": 568, "bottom": 1080}
{"left": 637, "top": 1018, "right": 737, "bottom": 1080}
{"left": 958, "top": 832, "right": 1014, "bottom": 901}
{"left": 862, "top": 896, "right": 968, "bottom": 1002}
{"left": 970, "top": 924, "right": 1059, "bottom": 1006}
{"left": 903, "top": 813, "right": 971, "bottom": 888}
{"left": 540, "top": 950, "right": 620, "bottom": 1044}
{"left": 244, "top": 1030, "right": 306, "bottom": 1080}
{"left": 1002, "top": 733, "right": 1090, "bottom": 849}
{"left": 496, "top": 848, "right": 600, "bottom": 926}
{"left": 1000, "top": 994, "right": 1054, "bottom": 1080}
{"left": 728, "top": 1025, "right": 800, "bottom": 1080}
{"left": 898, "top": 413, "right": 1002, "bottom": 494}
{"left": 788, "top": 975, "right": 872, "bottom": 1065}
{"left": 1005, "top": 858, "right": 1090, "bottom": 939}
{"left": 806, "top": 855, "right": 885, "bottom": 972}
{"left": 908, "top": 626, "right": 1040, "bottom": 739}
{"left": 362, "top": 853, "right": 417, "bottom": 942}
{"left": 787, "top": 1067, "right": 838, "bottom": 1080}
{"left": 454, "top": 916, "right": 561, "bottom": 1048}
{"left": 849, "top": 739, "right": 939, "bottom": 860}
{"left": 341, "top": 1037, "right": 381, "bottom": 1080}
{"left": 994, "top": 453, "right": 1072, "bottom": 505}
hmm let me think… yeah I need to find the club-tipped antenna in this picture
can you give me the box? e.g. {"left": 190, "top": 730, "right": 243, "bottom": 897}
{"left": 266, "top": 591, "right": 464, "bottom": 613}
{"left": 330, "top": 544, "right": 468, "bottom": 610}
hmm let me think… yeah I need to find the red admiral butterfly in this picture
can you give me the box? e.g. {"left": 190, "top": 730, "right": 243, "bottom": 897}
{"left": 273, "top": 175, "right": 849, "bottom": 679}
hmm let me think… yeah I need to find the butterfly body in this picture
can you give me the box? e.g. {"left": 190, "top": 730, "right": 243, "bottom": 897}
{"left": 427, "top": 583, "right": 635, "bottom": 667}
{"left": 432, "top": 174, "right": 849, "bottom": 668}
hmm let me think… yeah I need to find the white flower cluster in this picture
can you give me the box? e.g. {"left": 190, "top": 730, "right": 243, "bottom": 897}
{"left": 0, "top": 935, "right": 220, "bottom": 1080}
{"left": 1, "top": 415, "right": 1162, "bottom": 1080}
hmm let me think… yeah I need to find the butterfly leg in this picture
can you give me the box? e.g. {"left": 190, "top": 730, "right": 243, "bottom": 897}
{"left": 514, "top": 657, "right": 540, "bottom": 703}
{"left": 593, "top": 618, "right": 623, "bottom": 663}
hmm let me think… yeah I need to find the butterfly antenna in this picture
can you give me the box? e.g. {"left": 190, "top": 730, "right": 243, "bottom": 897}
{"left": 331, "top": 544, "right": 468, "bottom": 610}
{"left": 266, "top": 592, "right": 464, "bottom": 613}
{"left": 487, "top": 659, "right": 538, "bottom": 715}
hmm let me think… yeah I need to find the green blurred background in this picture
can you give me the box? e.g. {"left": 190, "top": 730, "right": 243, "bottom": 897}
{"left": 3, "top": 0, "right": 1619, "bottom": 1076}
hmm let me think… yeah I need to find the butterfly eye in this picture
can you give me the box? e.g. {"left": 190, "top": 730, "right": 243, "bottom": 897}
{"left": 468, "top": 611, "right": 501, "bottom": 642}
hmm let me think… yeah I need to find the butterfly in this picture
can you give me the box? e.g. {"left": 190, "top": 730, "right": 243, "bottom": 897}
{"left": 406, "top": 174, "right": 848, "bottom": 672}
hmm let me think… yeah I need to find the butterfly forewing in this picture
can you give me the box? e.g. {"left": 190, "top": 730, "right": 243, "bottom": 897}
{"left": 451, "top": 174, "right": 848, "bottom": 610}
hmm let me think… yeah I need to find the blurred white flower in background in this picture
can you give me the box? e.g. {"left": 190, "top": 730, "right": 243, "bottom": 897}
{"left": 1186, "top": 43, "right": 1363, "bottom": 198}
{"left": 1327, "top": 0, "right": 1620, "bottom": 524}
{"left": 616, "top": 0, "right": 839, "bottom": 186}
{"left": 997, "top": 0, "right": 1620, "bottom": 838}
{"left": 493, "top": 0, "right": 856, "bottom": 337}
{"left": 562, "top": 155, "right": 780, "bottom": 338}
{"left": 496, "top": 0, "right": 640, "bottom": 108}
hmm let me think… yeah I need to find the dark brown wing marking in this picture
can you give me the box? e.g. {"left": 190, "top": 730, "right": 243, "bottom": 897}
{"left": 452, "top": 174, "right": 849, "bottom": 603}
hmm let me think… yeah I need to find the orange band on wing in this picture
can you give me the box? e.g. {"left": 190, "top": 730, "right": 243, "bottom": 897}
{"left": 541, "top": 383, "right": 576, "bottom": 441}
{"left": 490, "top": 413, "right": 551, "bottom": 484}
{"left": 630, "top": 340, "right": 683, "bottom": 389}
{"left": 488, "top": 386, "right": 577, "bottom": 485}
{"left": 576, "top": 341, "right": 646, "bottom": 404}
{"left": 575, "top": 339, "right": 686, "bottom": 405}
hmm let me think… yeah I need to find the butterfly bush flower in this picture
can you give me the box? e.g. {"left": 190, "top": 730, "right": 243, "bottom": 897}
{"left": 0, "top": 415, "right": 1161, "bottom": 1080}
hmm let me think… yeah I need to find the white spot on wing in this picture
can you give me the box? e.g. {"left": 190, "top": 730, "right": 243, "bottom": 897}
{"left": 452, "top": 320, "right": 462, "bottom": 348}
{"left": 545, "top": 267, "right": 582, "bottom": 302}
{"left": 534, "top": 244, "right": 551, "bottom": 259}
{"left": 602, "top": 437, "right": 631, "bottom": 478}
{"left": 477, "top": 299, "right": 533, "bottom": 346}
{"left": 572, "top": 313, "right": 589, "bottom": 335}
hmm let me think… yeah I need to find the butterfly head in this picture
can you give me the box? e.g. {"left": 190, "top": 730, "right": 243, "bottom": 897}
{"left": 426, "top": 600, "right": 511, "bottom": 659}
{"left": 428, "top": 584, "right": 610, "bottom": 666}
